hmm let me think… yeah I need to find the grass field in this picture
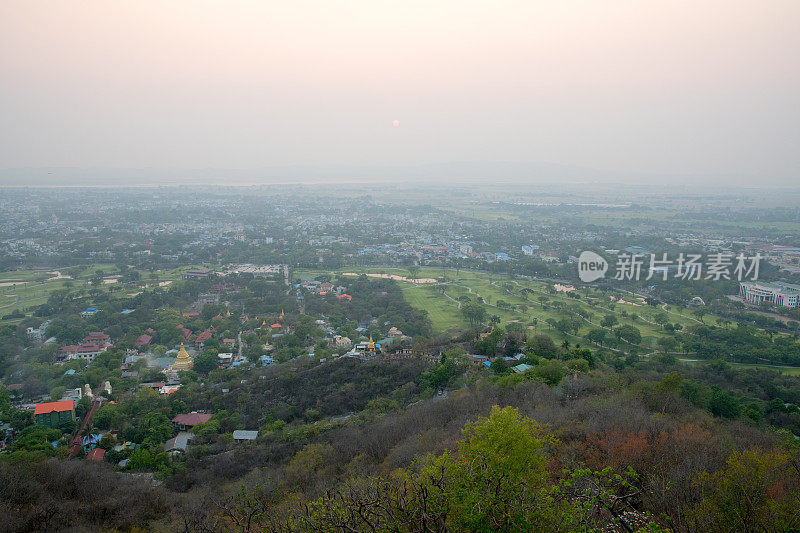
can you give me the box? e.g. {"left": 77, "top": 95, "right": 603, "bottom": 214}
{"left": 0, "top": 264, "right": 193, "bottom": 323}
{"left": 401, "top": 284, "right": 467, "bottom": 332}
{"left": 295, "top": 266, "right": 706, "bottom": 346}
{"left": 679, "top": 359, "right": 800, "bottom": 376}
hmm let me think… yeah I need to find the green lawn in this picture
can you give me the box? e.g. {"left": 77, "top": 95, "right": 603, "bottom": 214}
{"left": 679, "top": 359, "right": 800, "bottom": 376}
{"left": 295, "top": 266, "right": 733, "bottom": 345}
{"left": 0, "top": 264, "right": 190, "bottom": 323}
{"left": 402, "top": 284, "right": 467, "bottom": 333}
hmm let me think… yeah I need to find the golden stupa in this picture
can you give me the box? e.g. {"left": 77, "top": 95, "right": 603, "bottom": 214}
{"left": 172, "top": 342, "right": 193, "bottom": 371}
{"left": 279, "top": 309, "right": 285, "bottom": 321}
{"left": 367, "top": 334, "right": 376, "bottom": 352}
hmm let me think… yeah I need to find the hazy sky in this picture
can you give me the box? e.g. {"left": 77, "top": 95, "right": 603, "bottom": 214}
{"left": 1, "top": 1, "right": 799, "bottom": 185}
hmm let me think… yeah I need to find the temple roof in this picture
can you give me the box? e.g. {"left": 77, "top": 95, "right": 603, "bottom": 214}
{"left": 172, "top": 342, "right": 193, "bottom": 370}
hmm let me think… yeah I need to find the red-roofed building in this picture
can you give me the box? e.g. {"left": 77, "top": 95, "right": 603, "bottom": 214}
{"left": 59, "top": 343, "right": 108, "bottom": 363}
{"left": 84, "top": 332, "right": 110, "bottom": 344}
{"left": 86, "top": 448, "right": 106, "bottom": 462}
{"left": 176, "top": 324, "right": 192, "bottom": 339}
{"left": 337, "top": 294, "right": 352, "bottom": 301}
{"left": 59, "top": 331, "right": 113, "bottom": 363}
{"left": 270, "top": 323, "right": 282, "bottom": 329}
{"left": 172, "top": 412, "right": 213, "bottom": 431}
{"left": 195, "top": 328, "right": 214, "bottom": 349}
{"left": 135, "top": 334, "right": 153, "bottom": 347}
{"left": 85, "top": 333, "right": 109, "bottom": 343}
{"left": 34, "top": 400, "right": 75, "bottom": 427}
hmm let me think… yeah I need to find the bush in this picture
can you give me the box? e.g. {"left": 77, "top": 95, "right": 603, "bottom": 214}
{"left": 565, "top": 358, "right": 590, "bottom": 373}
{"left": 532, "top": 361, "right": 566, "bottom": 386}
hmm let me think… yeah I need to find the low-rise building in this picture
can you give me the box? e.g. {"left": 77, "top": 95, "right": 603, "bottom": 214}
{"left": 59, "top": 343, "right": 107, "bottom": 363}
{"left": 740, "top": 281, "right": 800, "bottom": 308}
{"left": 135, "top": 334, "right": 153, "bottom": 347}
{"left": 218, "top": 352, "right": 234, "bottom": 368}
{"left": 165, "top": 431, "right": 194, "bottom": 455}
{"left": 86, "top": 448, "right": 106, "bottom": 462}
{"left": 172, "top": 412, "right": 212, "bottom": 431}
{"left": 183, "top": 268, "right": 215, "bottom": 280}
{"left": 34, "top": 400, "right": 75, "bottom": 427}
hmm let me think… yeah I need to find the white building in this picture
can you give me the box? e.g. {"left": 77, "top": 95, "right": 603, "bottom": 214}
{"left": 740, "top": 281, "right": 800, "bottom": 308}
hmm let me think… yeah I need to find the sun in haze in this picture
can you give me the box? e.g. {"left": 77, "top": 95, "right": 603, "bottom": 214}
{"left": 392, "top": 120, "right": 399, "bottom": 127}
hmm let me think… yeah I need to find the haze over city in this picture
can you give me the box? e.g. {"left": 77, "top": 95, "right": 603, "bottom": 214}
{"left": 5, "top": 3, "right": 800, "bottom": 531}
{"left": 1, "top": 0, "right": 799, "bottom": 186}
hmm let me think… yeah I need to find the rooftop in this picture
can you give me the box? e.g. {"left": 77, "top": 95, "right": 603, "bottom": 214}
{"left": 34, "top": 400, "right": 74, "bottom": 415}
{"left": 86, "top": 448, "right": 106, "bottom": 462}
{"left": 742, "top": 281, "right": 800, "bottom": 292}
{"left": 232, "top": 430, "right": 259, "bottom": 440}
{"left": 172, "top": 412, "right": 212, "bottom": 426}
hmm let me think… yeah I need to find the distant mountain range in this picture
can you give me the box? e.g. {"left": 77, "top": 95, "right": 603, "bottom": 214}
{"left": 0, "top": 162, "right": 765, "bottom": 187}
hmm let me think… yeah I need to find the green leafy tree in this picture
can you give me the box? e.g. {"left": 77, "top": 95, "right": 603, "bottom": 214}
{"left": 461, "top": 301, "right": 487, "bottom": 327}
{"left": 193, "top": 350, "right": 219, "bottom": 375}
{"left": 192, "top": 418, "right": 221, "bottom": 440}
{"left": 137, "top": 412, "right": 173, "bottom": 448}
{"left": 489, "top": 357, "right": 510, "bottom": 375}
{"left": 614, "top": 324, "right": 642, "bottom": 345}
{"left": 692, "top": 449, "right": 800, "bottom": 532}
{"left": 532, "top": 360, "right": 566, "bottom": 386}
{"left": 709, "top": 386, "right": 740, "bottom": 419}
{"left": 601, "top": 314, "right": 618, "bottom": 328}
{"left": 428, "top": 406, "right": 567, "bottom": 531}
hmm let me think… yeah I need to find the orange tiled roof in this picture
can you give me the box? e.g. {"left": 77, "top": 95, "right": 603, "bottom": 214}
{"left": 34, "top": 400, "right": 74, "bottom": 415}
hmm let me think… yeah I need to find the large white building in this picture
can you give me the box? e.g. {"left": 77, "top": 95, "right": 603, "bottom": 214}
{"left": 739, "top": 281, "right": 800, "bottom": 308}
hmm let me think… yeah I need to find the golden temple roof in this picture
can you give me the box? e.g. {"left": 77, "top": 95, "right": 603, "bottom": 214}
{"left": 172, "top": 342, "right": 193, "bottom": 371}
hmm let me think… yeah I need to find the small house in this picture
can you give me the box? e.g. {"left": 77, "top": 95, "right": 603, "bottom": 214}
{"left": 34, "top": 400, "right": 75, "bottom": 428}
{"left": 86, "top": 448, "right": 106, "bottom": 462}
{"left": 172, "top": 412, "right": 212, "bottom": 431}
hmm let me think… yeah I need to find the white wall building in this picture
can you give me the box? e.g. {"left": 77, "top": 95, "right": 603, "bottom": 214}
{"left": 740, "top": 281, "right": 800, "bottom": 308}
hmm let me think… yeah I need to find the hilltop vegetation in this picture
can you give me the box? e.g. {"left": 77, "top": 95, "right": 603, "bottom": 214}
{"left": 2, "top": 186, "right": 800, "bottom": 531}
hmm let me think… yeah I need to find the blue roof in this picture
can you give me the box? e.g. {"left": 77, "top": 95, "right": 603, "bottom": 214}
{"left": 121, "top": 309, "right": 135, "bottom": 314}
{"left": 483, "top": 361, "right": 492, "bottom": 368}
{"left": 63, "top": 369, "right": 76, "bottom": 376}
{"left": 82, "top": 434, "right": 103, "bottom": 447}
